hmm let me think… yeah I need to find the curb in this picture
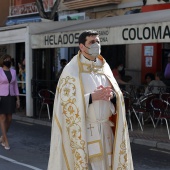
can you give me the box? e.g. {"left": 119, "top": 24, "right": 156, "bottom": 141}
{"left": 130, "top": 137, "right": 170, "bottom": 151}
{"left": 13, "top": 114, "right": 170, "bottom": 151}
{"left": 13, "top": 114, "right": 52, "bottom": 127}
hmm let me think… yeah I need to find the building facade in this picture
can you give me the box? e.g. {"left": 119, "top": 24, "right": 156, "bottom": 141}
{"left": 0, "top": 0, "right": 56, "bottom": 117}
{"left": 0, "top": 0, "right": 170, "bottom": 117}
{"left": 57, "top": 0, "right": 170, "bottom": 84}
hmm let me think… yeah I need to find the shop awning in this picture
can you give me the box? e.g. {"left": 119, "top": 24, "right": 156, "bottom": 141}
{"left": 30, "top": 9, "right": 170, "bottom": 48}
{"left": 1, "top": 9, "right": 170, "bottom": 47}
{"left": 0, "top": 19, "right": 88, "bottom": 45}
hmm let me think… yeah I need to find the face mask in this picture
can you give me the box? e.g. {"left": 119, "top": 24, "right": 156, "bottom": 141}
{"left": 3, "top": 61, "right": 11, "bottom": 68}
{"left": 118, "top": 66, "right": 123, "bottom": 71}
{"left": 85, "top": 42, "right": 101, "bottom": 58}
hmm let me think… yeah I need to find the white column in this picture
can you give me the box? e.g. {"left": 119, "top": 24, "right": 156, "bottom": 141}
{"left": 25, "top": 27, "right": 33, "bottom": 117}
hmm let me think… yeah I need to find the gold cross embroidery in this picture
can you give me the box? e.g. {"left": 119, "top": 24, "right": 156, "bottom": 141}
{"left": 87, "top": 124, "right": 94, "bottom": 136}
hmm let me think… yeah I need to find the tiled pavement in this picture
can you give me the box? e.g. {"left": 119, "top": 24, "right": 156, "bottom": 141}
{"left": 13, "top": 112, "right": 170, "bottom": 151}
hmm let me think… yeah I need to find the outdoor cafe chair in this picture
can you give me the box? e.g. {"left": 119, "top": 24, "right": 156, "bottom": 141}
{"left": 124, "top": 96, "right": 133, "bottom": 131}
{"left": 38, "top": 89, "right": 55, "bottom": 120}
{"left": 131, "top": 93, "right": 157, "bottom": 129}
{"left": 160, "top": 93, "right": 170, "bottom": 114}
{"left": 124, "top": 96, "right": 144, "bottom": 131}
{"left": 160, "top": 93, "right": 170, "bottom": 103}
{"left": 151, "top": 98, "right": 170, "bottom": 140}
{"left": 167, "top": 96, "right": 170, "bottom": 107}
{"left": 122, "top": 90, "right": 143, "bottom": 131}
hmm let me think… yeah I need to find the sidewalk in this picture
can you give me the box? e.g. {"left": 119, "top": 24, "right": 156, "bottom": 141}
{"left": 13, "top": 112, "right": 170, "bottom": 151}
{"left": 129, "top": 123, "right": 170, "bottom": 151}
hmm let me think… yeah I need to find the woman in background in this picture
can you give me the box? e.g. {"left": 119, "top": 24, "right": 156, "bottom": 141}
{"left": 112, "top": 63, "right": 128, "bottom": 85}
{"left": 0, "top": 54, "right": 20, "bottom": 150}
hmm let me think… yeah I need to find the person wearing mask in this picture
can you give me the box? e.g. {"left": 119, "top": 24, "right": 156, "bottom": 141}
{"left": 112, "top": 63, "right": 128, "bottom": 85}
{"left": 0, "top": 54, "right": 20, "bottom": 150}
{"left": 48, "top": 30, "right": 133, "bottom": 170}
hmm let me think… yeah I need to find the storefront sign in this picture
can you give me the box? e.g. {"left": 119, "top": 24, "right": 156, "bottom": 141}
{"left": 121, "top": 24, "right": 170, "bottom": 42}
{"left": 31, "top": 21, "right": 170, "bottom": 49}
{"left": 32, "top": 28, "right": 111, "bottom": 48}
{"left": 44, "top": 32, "right": 80, "bottom": 46}
{"left": 111, "top": 22, "right": 170, "bottom": 44}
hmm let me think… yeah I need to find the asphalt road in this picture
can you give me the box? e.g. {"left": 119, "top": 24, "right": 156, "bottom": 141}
{"left": 132, "top": 142, "right": 170, "bottom": 170}
{"left": 0, "top": 119, "right": 170, "bottom": 170}
{"left": 0, "top": 120, "right": 51, "bottom": 170}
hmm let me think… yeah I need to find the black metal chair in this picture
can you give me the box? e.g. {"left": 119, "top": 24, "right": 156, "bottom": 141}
{"left": 122, "top": 90, "right": 143, "bottom": 131}
{"left": 131, "top": 93, "right": 157, "bottom": 129}
{"left": 151, "top": 98, "right": 170, "bottom": 140}
{"left": 38, "top": 89, "right": 55, "bottom": 120}
{"left": 124, "top": 96, "right": 133, "bottom": 131}
{"left": 160, "top": 93, "right": 170, "bottom": 103}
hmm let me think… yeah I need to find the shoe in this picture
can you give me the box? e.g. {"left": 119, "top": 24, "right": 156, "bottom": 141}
{"left": 1, "top": 142, "right": 10, "bottom": 150}
{"left": 4, "top": 146, "right": 10, "bottom": 150}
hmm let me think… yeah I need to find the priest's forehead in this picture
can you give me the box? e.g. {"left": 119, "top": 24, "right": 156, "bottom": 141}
{"left": 78, "top": 30, "right": 99, "bottom": 45}
{"left": 85, "top": 35, "right": 100, "bottom": 45}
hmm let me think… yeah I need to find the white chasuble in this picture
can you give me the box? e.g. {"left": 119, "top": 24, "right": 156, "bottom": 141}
{"left": 47, "top": 51, "right": 134, "bottom": 170}
{"left": 80, "top": 55, "right": 115, "bottom": 170}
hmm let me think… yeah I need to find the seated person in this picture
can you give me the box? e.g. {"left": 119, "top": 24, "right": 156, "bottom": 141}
{"left": 136, "top": 73, "right": 155, "bottom": 98}
{"left": 144, "top": 72, "right": 166, "bottom": 95}
{"left": 112, "top": 63, "right": 129, "bottom": 85}
{"left": 145, "top": 73, "right": 155, "bottom": 86}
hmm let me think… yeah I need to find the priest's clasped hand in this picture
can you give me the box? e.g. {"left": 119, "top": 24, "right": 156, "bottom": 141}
{"left": 91, "top": 85, "right": 114, "bottom": 101}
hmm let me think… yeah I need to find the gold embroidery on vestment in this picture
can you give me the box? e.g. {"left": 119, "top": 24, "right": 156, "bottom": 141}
{"left": 87, "top": 140, "right": 103, "bottom": 159}
{"left": 81, "top": 62, "right": 103, "bottom": 74}
{"left": 54, "top": 114, "right": 71, "bottom": 170}
{"left": 87, "top": 124, "right": 94, "bottom": 136}
{"left": 117, "top": 122, "right": 128, "bottom": 170}
{"left": 58, "top": 76, "right": 88, "bottom": 169}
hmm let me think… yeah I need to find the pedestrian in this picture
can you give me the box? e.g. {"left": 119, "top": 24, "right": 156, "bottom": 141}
{"left": 0, "top": 54, "right": 20, "bottom": 150}
{"left": 48, "top": 30, "right": 133, "bottom": 170}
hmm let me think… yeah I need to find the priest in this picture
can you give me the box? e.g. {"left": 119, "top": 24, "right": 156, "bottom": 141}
{"left": 48, "top": 30, "right": 134, "bottom": 170}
